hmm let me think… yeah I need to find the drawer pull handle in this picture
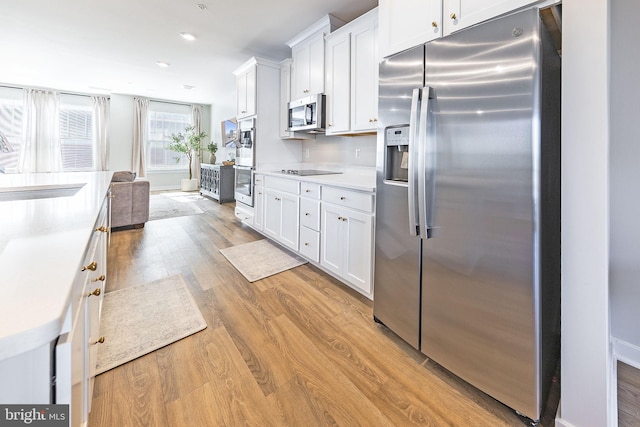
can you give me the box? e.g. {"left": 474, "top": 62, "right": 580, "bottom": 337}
{"left": 95, "top": 225, "right": 108, "bottom": 232}
{"left": 340, "top": 196, "right": 346, "bottom": 200}
{"left": 82, "top": 262, "right": 97, "bottom": 272}
{"left": 305, "top": 212, "right": 310, "bottom": 216}
{"left": 305, "top": 189, "right": 311, "bottom": 193}
{"left": 450, "top": 12, "right": 457, "bottom": 20}
{"left": 92, "top": 336, "right": 105, "bottom": 345}
{"left": 92, "top": 275, "right": 106, "bottom": 282}
{"left": 304, "top": 242, "right": 309, "bottom": 246}
{"left": 432, "top": 21, "right": 438, "bottom": 28}
{"left": 87, "top": 288, "right": 101, "bottom": 297}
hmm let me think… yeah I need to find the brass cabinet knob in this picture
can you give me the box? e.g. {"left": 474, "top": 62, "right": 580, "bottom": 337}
{"left": 450, "top": 12, "right": 457, "bottom": 20}
{"left": 340, "top": 196, "right": 346, "bottom": 200}
{"left": 305, "top": 189, "right": 311, "bottom": 193}
{"left": 92, "top": 274, "right": 106, "bottom": 282}
{"left": 87, "top": 288, "right": 101, "bottom": 297}
{"left": 432, "top": 21, "right": 438, "bottom": 28}
{"left": 81, "top": 261, "right": 97, "bottom": 272}
{"left": 305, "top": 212, "right": 310, "bottom": 216}
{"left": 95, "top": 225, "right": 108, "bottom": 233}
{"left": 91, "top": 336, "right": 105, "bottom": 345}
{"left": 304, "top": 242, "right": 309, "bottom": 246}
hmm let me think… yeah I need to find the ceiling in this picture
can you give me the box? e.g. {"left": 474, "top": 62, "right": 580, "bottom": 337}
{"left": 0, "top": 0, "right": 378, "bottom": 106}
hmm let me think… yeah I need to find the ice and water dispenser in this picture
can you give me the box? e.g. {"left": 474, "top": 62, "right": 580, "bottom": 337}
{"left": 384, "top": 125, "right": 410, "bottom": 183}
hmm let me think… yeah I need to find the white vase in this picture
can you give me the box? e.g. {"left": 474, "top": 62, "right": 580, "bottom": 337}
{"left": 209, "top": 153, "right": 216, "bottom": 164}
{"left": 181, "top": 178, "right": 198, "bottom": 192}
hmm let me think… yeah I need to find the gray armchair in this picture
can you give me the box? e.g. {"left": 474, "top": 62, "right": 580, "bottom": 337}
{"left": 110, "top": 171, "right": 150, "bottom": 229}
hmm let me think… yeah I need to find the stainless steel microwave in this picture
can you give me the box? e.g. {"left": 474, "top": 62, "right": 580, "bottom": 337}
{"left": 288, "top": 94, "right": 326, "bottom": 133}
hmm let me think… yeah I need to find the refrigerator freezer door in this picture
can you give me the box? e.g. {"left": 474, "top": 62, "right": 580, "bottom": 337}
{"left": 420, "top": 9, "right": 543, "bottom": 420}
{"left": 374, "top": 45, "right": 424, "bottom": 350}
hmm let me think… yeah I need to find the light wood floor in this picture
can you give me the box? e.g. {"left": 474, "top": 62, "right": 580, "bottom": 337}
{"left": 89, "top": 194, "right": 558, "bottom": 426}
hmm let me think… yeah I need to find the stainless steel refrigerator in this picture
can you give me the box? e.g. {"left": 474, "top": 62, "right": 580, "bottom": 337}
{"left": 373, "top": 8, "right": 561, "bottom": 422}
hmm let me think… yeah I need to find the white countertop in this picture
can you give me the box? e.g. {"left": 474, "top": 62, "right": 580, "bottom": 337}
{"left": 0, "top": 171, "right": 113, "bottom": 360}
{"left": 255, "top": 166, "right": 376, "bottom": 192}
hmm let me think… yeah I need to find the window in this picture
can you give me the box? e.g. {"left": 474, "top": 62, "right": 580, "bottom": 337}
{"left": 147, "top": 102, "right": 191, "bottom": 171}
{"left": 59, "top": 96, "right": 93, "bottom": 171}
{"left": 0, "top": 87, "right": 24, "bottom": 173}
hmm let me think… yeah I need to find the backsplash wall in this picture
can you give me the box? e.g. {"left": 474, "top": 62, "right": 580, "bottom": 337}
{"left": 302, "top": 134, "right": 377, "bottom": 168}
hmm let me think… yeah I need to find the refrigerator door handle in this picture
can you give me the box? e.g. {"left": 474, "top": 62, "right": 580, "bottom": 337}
{"left": 417, "top": 86, "right": 432, "bottom": 240}
{"left": 407, "top": 88, "right": 421, "bottom": 237}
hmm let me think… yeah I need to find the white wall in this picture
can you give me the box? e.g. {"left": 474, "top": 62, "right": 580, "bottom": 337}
{"left": 303, "top": 133, "right": 377, "bottom": 168}
{"left": 558, "top": 0, "right": 612, "bottom": 426}
{"left": 610, "top": 0, "right": 640, "bottom": 352}
{"left": 108, "top": 93, "right": 212, "bottom": 190}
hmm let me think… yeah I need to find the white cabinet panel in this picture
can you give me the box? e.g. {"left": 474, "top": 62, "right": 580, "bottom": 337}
{"left": 291, "top": 32, "right": 326, "bottom": 100}
{"left": 350, "top": 19, "right": 378, "bottom": 132}
{"left": 324, "top": 8, "right": 378, "bottom": 135}
{"left": 443, "top": 0, "right": 540, "bottom": 36}
{"left": 325, "top": 33, "right": 351, "bottom": 134}
{"left": 236, "top": 65, "right": 256, "bottom": 119}
{"left": 299, "top": 226, "right": 320, "bottom": 263}
{"left": 300, "top": 197, "right": 321, "bottom": 231}
{"left": 321, "top": 202, "right": 374, "bottom": 295}
{"left": 264, "top": 188, "right": 299, "bottom": 251}
{"left": 443, "top": 0, "right": 536, "bottom": 35}
{"left": 379, "top": 0, "right": 442, "bottom": 59}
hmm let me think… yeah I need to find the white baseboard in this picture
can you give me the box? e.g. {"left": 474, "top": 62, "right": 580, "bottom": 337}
{"left": 612, "top": 337, "right": 640, "bottom": 370}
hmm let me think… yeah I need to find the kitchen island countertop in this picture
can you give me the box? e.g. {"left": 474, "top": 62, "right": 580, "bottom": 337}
{"left": 0, "top": 171, "right": 113, "bottom": 361}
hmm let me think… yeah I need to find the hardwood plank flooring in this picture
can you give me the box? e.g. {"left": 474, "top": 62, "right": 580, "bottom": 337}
{"left": 89, "top": 193, "right": 559, "bottom": 426}
{"left": 618, "top": 361, "right": 640, "bottom": 426}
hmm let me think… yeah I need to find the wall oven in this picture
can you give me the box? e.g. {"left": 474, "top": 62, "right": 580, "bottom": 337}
{"left": 236, "top": 118, "right": 255, "bottom": 167}
{"left": 234, "top": 166, "right": 253, "bottom": 207}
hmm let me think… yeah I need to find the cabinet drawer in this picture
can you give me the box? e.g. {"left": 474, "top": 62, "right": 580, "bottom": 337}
{"left": 299, "top": 198, "right": 320, "bottom": 231}
{"left": 254, "top": 174, "right": 265, "bottom": 188}
{"left": 321, "top": 186, "right": 374, "bottom": 213}
{"left": 265, "top": 176, "right": 300, "bottom": 194}
{"left": 235, "top": 205, "right": 254, "bottom": 225}
{"left": 300, "top": 181, "right": 321, "bottom": 199}
{"left": 299, "top": 226, "right": 320, "bottom": 263}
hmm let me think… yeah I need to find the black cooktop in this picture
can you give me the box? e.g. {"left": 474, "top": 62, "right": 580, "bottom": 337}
{"left": 278, "top": 169, "right": 342, "bottom": 176}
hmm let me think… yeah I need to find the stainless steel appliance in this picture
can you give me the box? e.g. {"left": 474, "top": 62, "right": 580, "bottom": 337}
{"left": 234, "top": 166, "right": 253, "bottom": 207}
{"left": 373, "top": 9, "right": 561, "bottom": 423}
{"left": 235, "top": 118, "right": 255, "bottom": 167}
{"left": 234, "top": 118, "right": 255, "bottom": 206}
{"left": 288, "top": 94, "right": 326, "bottom": 133}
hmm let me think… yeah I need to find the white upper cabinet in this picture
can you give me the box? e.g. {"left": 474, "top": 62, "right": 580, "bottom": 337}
{"left": 325, "top": 8, "right": 378, "bottom": 136}
{"left": 350, "top": 12, "right": 378, "bottom": 132}
{"left": 379, "top": 0, "right": 442, "bottom": 59}
{"left": 291, "top": 32, "right": 326, "bottom": 100}
{"left": 234, "top": 61, "right": 257, "bottom": 119}
{"left": 325, "top": 32, "right": 351, "bottom": 134}
{"left": 379, "top": 0, "right": 555, "bottom": 59}
{"left": 443, "top": 0, "right": 543, "bottom": 36}
{"left": 287, "top": 14, "right": 345, "bottom": 101}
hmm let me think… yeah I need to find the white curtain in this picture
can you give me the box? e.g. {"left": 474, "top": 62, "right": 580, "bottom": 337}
{"left": 92, "top": 96, "right": 110, "bottom": 171}
{"left": 19, "top": 89, "right": 60, "bottom": 173}
{"left": 132, "top": 97, "right": 149, "bottom": 177}
{"left": 191, "top": 104, "right": 203, "bottom": 182}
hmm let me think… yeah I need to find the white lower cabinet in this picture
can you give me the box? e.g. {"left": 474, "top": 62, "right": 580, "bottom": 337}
{"left": 264, "top": 188, "right": 300, "bottom": 251}
{"left": 254, "top": 175, "right": 265, "bottom": 231}
{"left": 320, "top": 199, "right": 374, "bottom": 296}
{"left": 256, "top": 175, "right": 374, "bottom": 299}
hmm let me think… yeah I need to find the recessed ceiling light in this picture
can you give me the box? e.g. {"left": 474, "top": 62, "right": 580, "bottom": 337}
{"left": 156, "top": 61, "right": 170, "bottom": 68}
{"left": 180, "top": 32, "right": 197, "bottom": 41}
{"left": 183, "top": 85, "right": 195, "bottom": 90}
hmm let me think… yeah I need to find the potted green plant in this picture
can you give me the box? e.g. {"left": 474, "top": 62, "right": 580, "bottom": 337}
{"left": 206, "top": 142, "right": 218, "bottom": 164}
{"left": 169, "top": 125, "right": 207, "bottom": 191}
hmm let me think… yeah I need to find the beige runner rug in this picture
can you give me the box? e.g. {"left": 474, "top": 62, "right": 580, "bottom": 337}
{"left": 95, "top": 275, "right": 207, "bottom": 375}
{"left": 220, "top": 239, "right": 308, "bottom": 282}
